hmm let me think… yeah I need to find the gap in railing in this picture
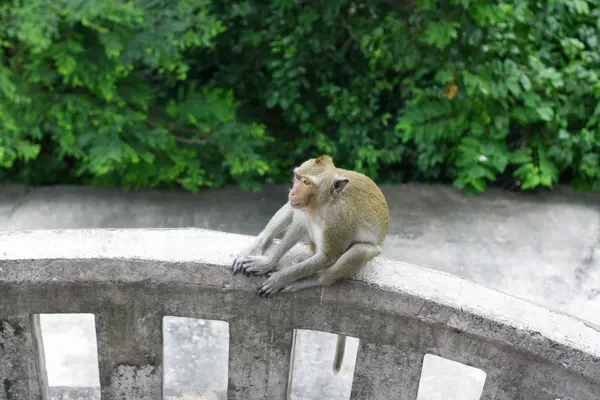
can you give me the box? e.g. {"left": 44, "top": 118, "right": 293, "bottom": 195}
{"left": 288, "top": 329, "right": 359, "bottom": 400}
{"left": 416, "top": 354, "right": 487, "bottom": 400}
{"left": 162, "top": 316, "right": 229, "bottom": 399}
{"left": 38, "top": 313, "right": 101, "bottom": 395}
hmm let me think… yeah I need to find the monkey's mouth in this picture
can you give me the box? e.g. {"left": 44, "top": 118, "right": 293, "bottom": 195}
{"left": 290, "top": 200, "right": 303, "bottom": 208}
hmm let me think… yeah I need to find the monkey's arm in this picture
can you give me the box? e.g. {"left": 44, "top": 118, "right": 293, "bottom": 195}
{"left": 232, "top": 203, "right": 293, "bottom": 274}
{"left": 255, "top": 203, "right": 295, "bottom": 249}
{"left": 240, "top": 219, "right": 305, "bottom": 276}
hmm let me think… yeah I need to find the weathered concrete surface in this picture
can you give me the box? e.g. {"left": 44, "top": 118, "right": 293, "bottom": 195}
{"left": 1, "top": 229, "right": 599, "bottom": 400}
{"left": 0, "top": 315, "right": 47, "bottom": 399}
{"left": 0, "top": 183, "right": 599, "bottom": 399}
{"left": 1, "top": 184, "right": 599, "bottom": 324}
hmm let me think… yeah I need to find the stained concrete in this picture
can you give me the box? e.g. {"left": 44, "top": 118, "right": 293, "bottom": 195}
{"left": 0, "top": 183, "right": 599, "bottom": 399}
{"left": 1, "top": 229, "right": 599, "bottom": 400}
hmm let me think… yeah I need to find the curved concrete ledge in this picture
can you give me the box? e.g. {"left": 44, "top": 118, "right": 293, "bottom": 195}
{"left": 0, "top": 228, "right": 599, "bottom": 399}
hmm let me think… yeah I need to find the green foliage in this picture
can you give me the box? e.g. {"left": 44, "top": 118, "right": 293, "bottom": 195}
{"left": 1, "top": 0, "right": 599, "bottom": 193}
{"left": 392, "top": 0, "right": 600, "bottom": 192}
{"left": 0, "top": 0, "right": 271, "bottom": 191}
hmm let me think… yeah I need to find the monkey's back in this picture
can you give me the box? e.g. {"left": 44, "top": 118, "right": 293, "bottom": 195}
{"left": 335, "top": 168, "right": 390, "bottom": 240}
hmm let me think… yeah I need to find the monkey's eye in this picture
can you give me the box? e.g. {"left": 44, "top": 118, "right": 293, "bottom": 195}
{"left": 302, "top": 179, "right": 311, "bottom": 185}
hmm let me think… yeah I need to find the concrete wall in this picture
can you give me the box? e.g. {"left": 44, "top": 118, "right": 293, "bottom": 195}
{"left": 0, "top": 228, "right": 599, "bottom": 400}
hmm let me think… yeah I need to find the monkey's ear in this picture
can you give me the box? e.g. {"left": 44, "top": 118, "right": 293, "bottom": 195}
{"left": 331, "top": 177, "right": 349, "bottom": 195}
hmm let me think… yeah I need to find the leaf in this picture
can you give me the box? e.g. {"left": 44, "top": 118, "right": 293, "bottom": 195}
{"left": 507, "top": 79, "right": 521, "bottom": 96}
{"left": 15, "top": 141, "right": 41, "bottom": 161}
{"left": 298, "top": 11, "right": 319, "bottom": 26}
{"left": 586, "top": 102, "right": 600, "bottom": 127}
{"left": 560, "top": 38, "right": 585, "bottom": 59}
{"left": 519, "top": 74, "right": 532, "bottom": 91}
{"left": 422, "top": 21, "right": 461, "bottom": 49}
{"left": 167, "top": 100, "right": 178, "bottom": 118}
{"left": 469, "top": 177, "right": 486, "bottom": 192}
{"left": 491, "top": 116, "right": 509, "bottom": 138}
{"left": 521, "top": 172, "right": 541, "bottom": 189}
{"left": 573, "top": 0, "right": 590, "bottom": 14}
{"left": 469, "top": 164, "right": 495, "bottom": 180}
{"left": 510, "top": 148, "right": 533, "bottom": 164}
{"left": 514, "top": 164, "right": 537, "bottom": 188}
{"left": 536, "top": 107, "right": 554, "bottom": 121}
{"left": 538, "top": 148, "right": 559, "bottom": 187}
{"left": 435, "top": 70, "right": 454, "bottom": 84}
{"left": 55, "top": 55, "right": 78, "bottom": 77}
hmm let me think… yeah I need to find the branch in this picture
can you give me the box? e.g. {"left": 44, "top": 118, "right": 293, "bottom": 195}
{"left": 146, "top": 119, "right": 211, "bottom": 145}
{"left": 173, "top": 135, "right": 208, "bottom": 145}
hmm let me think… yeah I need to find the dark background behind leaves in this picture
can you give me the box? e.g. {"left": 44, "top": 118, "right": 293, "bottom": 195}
{"left": 0, "top": 0, "right": 598, "bottom": 193}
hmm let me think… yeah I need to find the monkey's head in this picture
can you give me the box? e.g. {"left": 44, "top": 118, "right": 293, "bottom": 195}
{"left": 288, "top": 155, "right": 349, "bottom": 210}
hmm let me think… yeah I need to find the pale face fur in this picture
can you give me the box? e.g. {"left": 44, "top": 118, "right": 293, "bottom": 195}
{"left": 288, "top": 155, "right": 336, "bottom": 211}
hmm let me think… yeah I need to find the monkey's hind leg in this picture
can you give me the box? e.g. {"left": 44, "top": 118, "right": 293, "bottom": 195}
{"left": 280, "top": 242, "right": 381, "bottom": 293}
{"left": 322, "top": 242, "right": 381, "bottom": 282}
{"left": 279, "top": 275, "right": 323, "bottom": 293}
{"left": 290, "top": 242, "right": 380, "bottom": 376}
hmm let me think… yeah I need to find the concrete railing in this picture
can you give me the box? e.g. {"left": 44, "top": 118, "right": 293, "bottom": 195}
{"left": 0, "top": 228, "right": 599, "bottom": 400}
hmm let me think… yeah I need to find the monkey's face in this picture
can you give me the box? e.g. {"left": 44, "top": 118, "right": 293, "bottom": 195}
{"left": 289, "top": 155, "right": 336, "bottom": 210}
{"left": 289, "top": 173, "right": 315, "bottom": 209}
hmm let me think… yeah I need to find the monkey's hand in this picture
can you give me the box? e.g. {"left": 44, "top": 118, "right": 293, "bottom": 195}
{"left": 232, "top": 244, "right": 263, "bottom": 275}
{"left": 240, "top": 255, "right": 277, "bottom": 276}
{"left": 257, "top": 271, "right": 285, "bottom": 297}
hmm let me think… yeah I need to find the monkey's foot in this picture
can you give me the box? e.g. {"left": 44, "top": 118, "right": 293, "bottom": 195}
{"left": 279, "top": 275, "right": 324, "bottom": 293}
{"left": 240, "top": 255, "right": 276, "bottom": 276}
{"left": 257, "top": 272, "right": 285, "bottom": 297}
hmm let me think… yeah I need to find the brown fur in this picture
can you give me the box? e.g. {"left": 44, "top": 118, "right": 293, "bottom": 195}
{"left": 309, "top": 240, "right": 317, "bottom": 254}
{"left": 291, "top": 159, "right": 389, "bottom": 257}
{"left": 231, "top": 154, "right": 390, "bottom": 375}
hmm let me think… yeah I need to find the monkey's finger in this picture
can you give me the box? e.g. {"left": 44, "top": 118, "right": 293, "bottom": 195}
{"left": 232, "top": 258, "right": 245, "bottom": 275}
{"left": 257, "top": 282, "right": 279, "bottom": 298}
{"left": 243, "top": 266, "right": 265, "bottom": 276}
{"left": 257, "top": 283, "right": 269, "bottom": 297}
{"left": 242, "top": 264, "right": 256, "bottom": 276}
{"left": 241, "top": 256, "right": 260, "bottom": 264}
{"left": 241, "top": 258, "right": 263, "bottom": 276}
{"left": 240, "top": 259, "right": 252, "bottom": 272}
{"left": 233, "top": 254, "right": 252, "bottom": 273}
{"left": 257, "top": 287, "right": 270, "bottom": 297}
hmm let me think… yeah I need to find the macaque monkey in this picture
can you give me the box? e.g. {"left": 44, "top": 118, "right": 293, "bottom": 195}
{"left": 231, "top": 154, "right": 389, "bottom": 374}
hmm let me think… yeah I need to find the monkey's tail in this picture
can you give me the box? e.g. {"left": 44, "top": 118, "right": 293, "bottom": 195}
{"left": 332, "top": 334, "right": 346, "bottom": 375}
